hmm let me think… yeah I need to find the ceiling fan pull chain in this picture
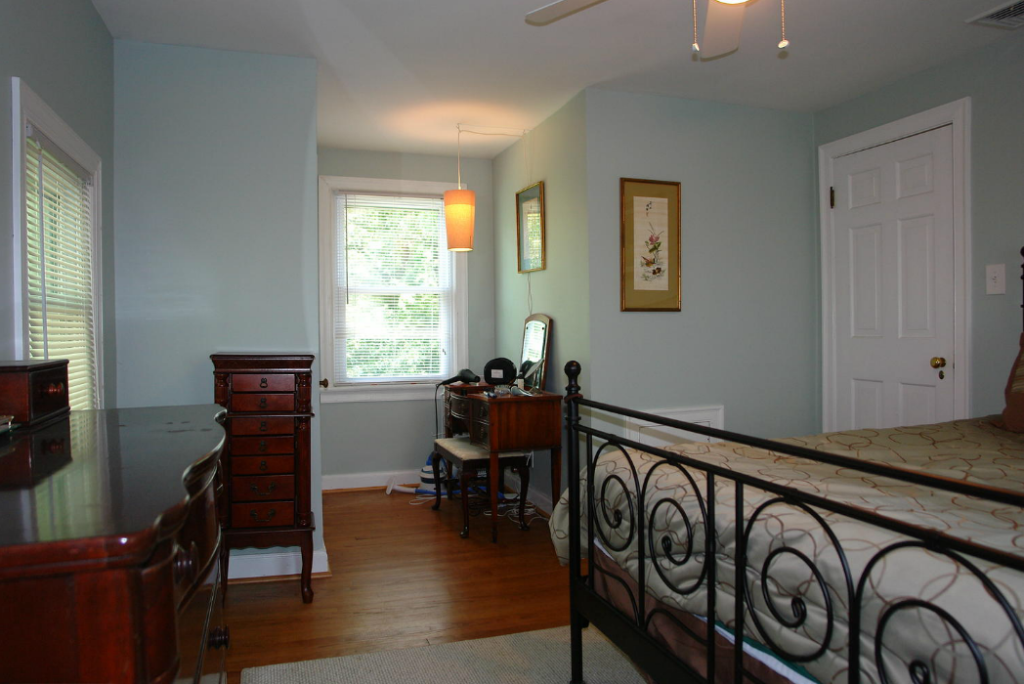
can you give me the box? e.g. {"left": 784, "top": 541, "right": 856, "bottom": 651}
{"left": 778, "top": 0, "right": 790, "bottom": 49}
{"left": 691, "top": 0, "right": 700, "bottom": 53}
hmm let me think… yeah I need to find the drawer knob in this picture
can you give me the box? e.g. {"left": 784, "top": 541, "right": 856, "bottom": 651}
{"left": 258, "top": 440, "right": 268, "bottom": 453}
{"left": 250, "top": 482, "right": 277, "bottom": 497}
{"left": 250, "top": 508, "right": 276, "bottom": 523}
{"left": 260, "top": 377, "right": 268, "bottom": 388}
{"left": 173, "top": 542, "right": 197, "bottom": 585}
{"left": 208, "top": 626, "right": 230, "bottom": 650}
{"left": 259, "top": 397, "right": 268, "bottom": 409}
{"left": 259, "top": 421, "right": 268, "bottom": 432}
{"left": 259, "top": 460, "right": 268, "bottom": 472}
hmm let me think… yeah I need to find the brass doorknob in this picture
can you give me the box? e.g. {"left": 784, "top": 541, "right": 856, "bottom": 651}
{"left": 930, "top": 357, "right": 947, "bottom": 369}
{"left": 319, "top": 378, "right": 329, "bottom": 388}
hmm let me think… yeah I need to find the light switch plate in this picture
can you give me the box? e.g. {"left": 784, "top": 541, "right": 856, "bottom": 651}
{"left": 986, "top": 264, "right": 1006, "bottom": 295}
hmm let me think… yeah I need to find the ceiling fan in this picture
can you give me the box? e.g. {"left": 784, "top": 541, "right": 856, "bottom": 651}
{"left": 526, "top": 0, "right": 788, "bottom": 59}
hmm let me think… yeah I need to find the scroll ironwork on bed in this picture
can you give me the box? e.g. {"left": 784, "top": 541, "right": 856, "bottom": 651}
{"left": 561, "top": 360, "right": 1024, "bottom": 684}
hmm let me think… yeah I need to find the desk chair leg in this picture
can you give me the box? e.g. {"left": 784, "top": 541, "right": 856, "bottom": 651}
{"left": 459, "top": 466, "right": 470, "bottom": 539}
{"left": 489, "top": 453, "right": 500, "bottom": 543}
{"left": 518, "top": 464, "right": 530, "bottom": 531}
{"left": 431, "top": 451, "right": 443, "bottom": 511}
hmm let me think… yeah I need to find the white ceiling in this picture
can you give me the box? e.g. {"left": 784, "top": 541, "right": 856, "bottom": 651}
{"left": 91, "top": 0, "right": 1019, "bottom": 158}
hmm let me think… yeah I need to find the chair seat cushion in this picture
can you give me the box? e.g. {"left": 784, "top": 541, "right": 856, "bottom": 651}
{"left": 434, "top": 437, "right": 528, "bottom": 465}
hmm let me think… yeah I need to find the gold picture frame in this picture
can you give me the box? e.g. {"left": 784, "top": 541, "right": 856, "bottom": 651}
{"left": 620, "top": 178, "right": 681, "bottom": 311}
{"left": 516, "top": 181, "right": 546, "bottom": 273}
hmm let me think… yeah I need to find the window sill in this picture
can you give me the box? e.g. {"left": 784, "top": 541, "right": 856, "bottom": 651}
{"left": 320, "top": 382, "right": 442, "bottom": 404}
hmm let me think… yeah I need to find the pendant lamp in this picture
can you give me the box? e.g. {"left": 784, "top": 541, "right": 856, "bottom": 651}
{"left": 444, "top": 125, "right": 475, "bottom": 251}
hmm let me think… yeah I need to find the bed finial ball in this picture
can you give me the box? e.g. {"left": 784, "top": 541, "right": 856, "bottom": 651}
{"left": 565, "top": 360, "right": 581, "bottom": 395}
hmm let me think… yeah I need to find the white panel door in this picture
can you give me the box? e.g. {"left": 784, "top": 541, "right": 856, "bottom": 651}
{"left": 831, "top": 126, "right": 955, "bottom": 430}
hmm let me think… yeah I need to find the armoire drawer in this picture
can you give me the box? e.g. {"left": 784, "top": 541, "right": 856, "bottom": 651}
{"left": 231, "top": 373, "right": 295, "bottom": 393}
{"left": 230, "top": 394, "right": 295, "bottom": 413}
{"left": 232, "top": 475, "right": 295, "bottom": 502}
{"left": 231, "top": 456, "right": 295, "bottom": 475}
{"left": 232, "top": 502, "right": 295, "bottom": 528}
{"left": 231, "top": 435, "right": 294, "bottom": 455}
{"left": 229, "top": 417, "right": 295, "bottom": 436}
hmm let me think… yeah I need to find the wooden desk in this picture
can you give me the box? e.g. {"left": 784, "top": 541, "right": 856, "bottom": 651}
{"left": 443, "top": 387, "right": 562, "bottom": 541}
{"left": 0, "top": 405, "right": 227, "bottom": 683}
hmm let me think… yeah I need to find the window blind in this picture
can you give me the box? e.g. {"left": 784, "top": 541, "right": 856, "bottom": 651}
{"left": 25, "top": 129, "right": 99, "bottom": 410}
{"left": 334, "top": 193, "right": 454, "bottom": 383}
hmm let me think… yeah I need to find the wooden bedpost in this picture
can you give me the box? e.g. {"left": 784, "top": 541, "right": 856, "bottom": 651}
{"left": 564, "top": 360, "right": 584, "bottom": 684}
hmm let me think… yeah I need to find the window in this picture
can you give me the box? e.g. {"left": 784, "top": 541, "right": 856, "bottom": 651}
{"left": 318, "top": 177, "right": 467, "bottom": 403}
{"left": 12, "top": 78, "right": 103, "bottom": 410}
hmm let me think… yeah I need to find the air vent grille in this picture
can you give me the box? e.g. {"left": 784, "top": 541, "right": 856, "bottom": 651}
{"left": 967, "top": 1, "right": 1024, "bottom": 29}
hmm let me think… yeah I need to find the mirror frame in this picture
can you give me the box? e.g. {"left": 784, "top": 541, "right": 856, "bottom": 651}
{"left": 521, "top": 313, "right": 552, "bottom": 392}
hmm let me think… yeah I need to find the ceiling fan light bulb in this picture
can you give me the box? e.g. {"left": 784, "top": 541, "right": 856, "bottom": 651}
{"left": 692, "top": 42, "right": 700, "bottom": 53}
{"left": 778, "top": 39, "right": 789, "bottom": 49}
{"left": 714, "top": 0, "right": 751, "bottom": 4}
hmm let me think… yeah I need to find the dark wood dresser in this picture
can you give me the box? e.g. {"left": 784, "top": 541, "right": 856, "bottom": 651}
{"left": 0, "top": 405, "right": 227, "bottom": 683}
{"left": 211, "top": 353, "right": 315, "bottom": 603}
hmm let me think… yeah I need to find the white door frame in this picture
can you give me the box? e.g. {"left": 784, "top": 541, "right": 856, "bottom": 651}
{"left": 819, "top": 98, "right": 972, "bottom": 432}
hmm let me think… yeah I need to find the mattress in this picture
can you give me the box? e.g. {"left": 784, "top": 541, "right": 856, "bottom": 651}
{"left": 550, "top": 417, "right": 1024, "bottom": 684}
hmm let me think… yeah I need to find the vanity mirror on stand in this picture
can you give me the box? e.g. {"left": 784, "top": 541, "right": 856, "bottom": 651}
{"left": 519, "top": 313, "right": 551, "bottom": 392}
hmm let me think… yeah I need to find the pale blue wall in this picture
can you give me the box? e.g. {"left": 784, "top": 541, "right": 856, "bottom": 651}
{"left": 0, "top": 0, "right": 116, "bottom": 405}
{"left": 315, "top": 148, "right": 496, "bottom": 476}
{"left": 814, "top": 33, "right": 1024, "bottom": 416}
{"left": 493, "top": 93, "right": 590, "bottom": 504}
{"left": 584, "top": 89, "right": 819, "bottom": 438}
{"left": 113, "top": 41, "right": 323, "bottom": 546}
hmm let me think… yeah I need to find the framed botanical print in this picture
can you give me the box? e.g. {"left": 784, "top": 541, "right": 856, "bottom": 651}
{"left": 516, "top": 181, "right": 546, "bottom": 273}
{"left": 620, "top": 178, "right": 681, "bottom": 311}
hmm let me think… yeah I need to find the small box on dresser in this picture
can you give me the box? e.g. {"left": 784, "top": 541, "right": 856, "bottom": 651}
{"left": 211, "top": 353, "right": 316, "bottom": 603}
{"left": 0, "top": 359, "right": 70, "bottom": 427}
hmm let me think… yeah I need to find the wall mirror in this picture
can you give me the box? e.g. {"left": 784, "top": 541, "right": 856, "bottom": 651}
{"left": 520, "top": 313, "right": 552, "bottom": 392}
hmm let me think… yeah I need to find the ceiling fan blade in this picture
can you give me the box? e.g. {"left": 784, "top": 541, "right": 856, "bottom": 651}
{"left": 525, "top": 0, "right": 612, "bottom": 26}
{"left": 700, "top": 1, "right": 745, "bottom": 58}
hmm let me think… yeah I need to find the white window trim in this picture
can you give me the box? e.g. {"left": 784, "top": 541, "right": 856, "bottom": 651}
{"left": 10, "top": 77, "right": 105, "bottom": 407}
{"left": 317, "top": 175, "right": 469, "bottom": 404}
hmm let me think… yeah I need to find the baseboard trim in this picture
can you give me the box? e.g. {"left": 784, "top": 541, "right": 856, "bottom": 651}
{"left": 227, "top": 547, "right": 330, "bottom": 580}
{"left": 323, "top": 469, "right": 421, "bottom": 491}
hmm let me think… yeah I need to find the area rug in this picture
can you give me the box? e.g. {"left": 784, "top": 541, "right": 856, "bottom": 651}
{"left": 241, "top": 626, "right": 645, "bottom": 683}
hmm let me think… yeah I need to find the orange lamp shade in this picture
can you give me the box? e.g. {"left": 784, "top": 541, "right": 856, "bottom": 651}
{"left": 444, "top": 189, "right": 475, "bottom": 251}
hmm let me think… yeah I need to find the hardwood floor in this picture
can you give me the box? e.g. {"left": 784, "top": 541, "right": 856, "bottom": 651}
{"left": 224, "top": 489, "right": 570, "bottom": 682}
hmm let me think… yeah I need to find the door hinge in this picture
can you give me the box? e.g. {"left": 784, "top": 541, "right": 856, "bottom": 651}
{"left": 829, "top": 186, "right": 835, "bottom": 209}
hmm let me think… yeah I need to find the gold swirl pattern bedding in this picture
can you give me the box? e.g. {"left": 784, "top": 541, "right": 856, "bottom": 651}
{"left": 550, "top": 417, "right": 1024, "bottom": 684}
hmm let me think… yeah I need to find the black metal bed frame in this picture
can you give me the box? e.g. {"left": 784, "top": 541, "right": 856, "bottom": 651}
{"left": 560, "top": 249, "right": 1024, "bottom": 684}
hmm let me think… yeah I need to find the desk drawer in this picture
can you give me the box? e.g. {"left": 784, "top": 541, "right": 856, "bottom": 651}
{"left": 232, "top": 456, "right": 294, "bottom": 475}
{"left": 232, "top": 435, "right": 293, "bottom": 455}
{"left": 232, "top": 502, "right": 294, "bottom": 528}
{"left": 470, "top": 419, "right": 489, "bottom": 446}
{"left": 231, "top": 394, "right": 295, "bottom": 413}
{"left": 449, "top": 395, "right": 470, "bottom": 420}
{"left": 232, "top": 475, "right": 295, "bottom": 502}
{"left": 232, "top": 373, "right": 295, "bottom": 393}
{"left": 230, "top": 417, "right": 294, "bottom": 436}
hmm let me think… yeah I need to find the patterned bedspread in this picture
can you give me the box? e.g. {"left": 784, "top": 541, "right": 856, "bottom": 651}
{"left": 550, "top": 417, "right": 1024, "bottom": 683}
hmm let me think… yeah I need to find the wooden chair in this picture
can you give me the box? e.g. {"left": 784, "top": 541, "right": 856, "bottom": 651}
{"left": 431, "top": 436, "right": 531, "bottom": 541}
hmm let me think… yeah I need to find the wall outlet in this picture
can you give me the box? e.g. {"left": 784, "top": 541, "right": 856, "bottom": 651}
{"left": 986, "top": 264, "right": 1006, "bottom": 295}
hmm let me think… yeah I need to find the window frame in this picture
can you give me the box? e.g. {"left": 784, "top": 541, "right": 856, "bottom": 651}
{"left": 317, "top": 176, "right": 468, "bottom": 404}
{"left": 11, "top": 77, "right": 104, "bottom": 407}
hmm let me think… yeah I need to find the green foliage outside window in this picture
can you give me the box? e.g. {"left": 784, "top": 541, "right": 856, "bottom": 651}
{"left": 339, "top": 200, "right": 451, "bottom": 380}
